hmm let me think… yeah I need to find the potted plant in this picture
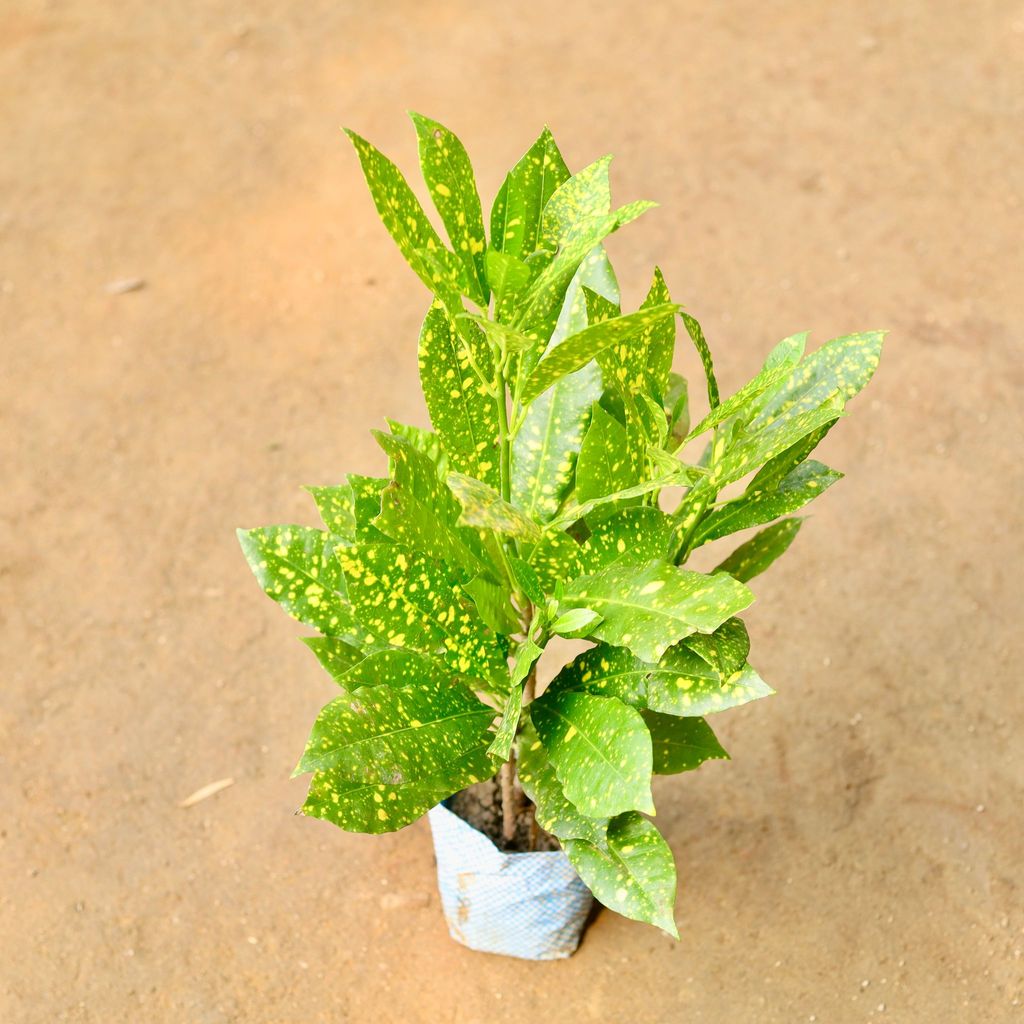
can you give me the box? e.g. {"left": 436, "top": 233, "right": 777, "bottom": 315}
{"left": 238, "top": 114, "right": 884, "bottom": 960}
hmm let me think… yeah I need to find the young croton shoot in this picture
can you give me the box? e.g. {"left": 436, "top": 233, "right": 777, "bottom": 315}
{"left": 238, "top": 113, "right": 885, "bottom": 938}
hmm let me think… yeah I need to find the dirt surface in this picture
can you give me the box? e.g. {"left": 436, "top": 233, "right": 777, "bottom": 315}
{"left": 449, "top": 779, "right": 559, "bottom": 853}
{"left": 2, "top": 1, "right": 1023, "bottom": 1021}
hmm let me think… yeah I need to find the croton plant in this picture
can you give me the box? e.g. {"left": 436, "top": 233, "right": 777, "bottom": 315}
{"left": 238, "top": 114, "right": 884, "bottom": 936}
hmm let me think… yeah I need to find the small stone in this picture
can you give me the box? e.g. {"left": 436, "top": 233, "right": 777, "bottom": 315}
{"left": 105, "top": 277, "right": 146, "bottom": 295}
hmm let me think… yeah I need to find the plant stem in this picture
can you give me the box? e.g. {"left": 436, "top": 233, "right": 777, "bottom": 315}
{"left": 500, "top": 754, "right": 519, "bottom": 842}
{"left": 523, "top": 663, "right": 537, "bottom": 705}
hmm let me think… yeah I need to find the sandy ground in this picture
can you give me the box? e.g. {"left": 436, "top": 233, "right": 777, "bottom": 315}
{"left": 2, "top": 1, "right": 1023, "bottom": 1021}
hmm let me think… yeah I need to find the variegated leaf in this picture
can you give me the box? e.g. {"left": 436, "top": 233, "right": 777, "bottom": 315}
{"left": 302, "top": 743, "right": 494, "bottom": 835}
{"left": 517, "top": 719, "right": 609, "bottom": 845}
{"left": 410, "top": 112, "right": 488, "bottom": 306}
{"left": 296, "top": 679, "right": 494, "bottom": 783}
{"left": 715, "top": 518, "right": 803, "bottom": 582}
{"left": 546, "top": 642, "right": 774, "bottom": 718}
{"left": 490, "top": 126, "right": 570, "bottom": 262}
{"left": 693, "top": 460, "right": 841, "bottom": 547}
{"left": 237, "top": 525, "right": 360, "bottom": 639}
{"left": 305, "top": 483, "right": 356, "bottom": 540}
{"left": 559, "top": 558, "right": 754, "bottom": 664}
{"left": 344, "top": 128, "right": 467, "bottom": 300}
{"left": 579, "top": 507, "right": 677, "bottom": 572}
{"left": 511, "top": 245, "right": 616, "bottom": 521}
{"left": 521, "top": 303, "right": 678, "bottom": 406}
{"left": 642, "top": 710, "right": 729, "bottom": 774}
{"left": 447, "top": 471, "right": 542, "bottom": 542}
{"left": 563, "top": 812, "right": 678, "bottom": 938}
{"left": 531, "top": 690, "right": 654, "bottom": 817}
{"left": 417, "top": 301, "right": 501, "bottom": 490}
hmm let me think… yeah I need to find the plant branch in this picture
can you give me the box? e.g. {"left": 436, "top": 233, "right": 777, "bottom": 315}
{"left": 500, "top": 753, "right": 519, "bottom": 842}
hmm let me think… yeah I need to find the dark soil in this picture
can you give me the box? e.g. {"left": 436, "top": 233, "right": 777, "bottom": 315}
{"left": 448, "top": 777, "right": 561, "bottom": 853}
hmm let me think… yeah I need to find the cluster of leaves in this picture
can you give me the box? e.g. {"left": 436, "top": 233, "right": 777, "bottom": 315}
{"left": 238, "top": 114, "right": 884, "bottom": 937}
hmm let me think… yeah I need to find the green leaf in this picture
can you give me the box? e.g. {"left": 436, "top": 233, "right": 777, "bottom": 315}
{"left": 302, "top": 635, "right": 365, "bottom": 684}
{"left": 463, "top": 575, "right": 520, "bottom": 635}
{"left": 514, "top": 197, "right": 655, "bottom": 347}
{"left": 681, "top": 346, "right": 801, "bottom": 443}
{"left": 563, "top": 812, "right": 678, "bottom": 937}
{"left": 410, "top": 113, "right": 488, "bottom": 306}
{"left": 485, "top": 248, "right": 531, "bottom": 317}
{"left": 551, "top": 471, "right": 703, "bottom": 529}
{"left": 642, "top": 711, "right": 729, "bottom": 774}
{"left": 417, "top": 301, "right": 501, "bottom": 490}
{"left": 487, "top": 639, "right": 541, "bottom": 760}
{"left": 549, "top": 607, "right": 603, "bottom": 638}
{"left": 750, "top": 419, "right": 836, "bottom": 494}
{"left": 531, "top": 690, "right": 654, "bottom": 817}
{"left": 594, "top": 267, "right": 675, "bottom": 399}
{"left": 693, "top": 460, "right": 842, "bottom": 547}
{"left": 385, "top": 419, "right": 450, "bottom": 477}
{"left": 749, "top": 331, "right": 884, "bottom": 432}
{"left": 458, "top": 313, "right": 535, "bottom": 354}
{"left": 490, "top": 126, "right": 570, "bottom": 262}
{"left": 338, "top": 541, "right": 506, "bottom": 685}
{"left": 447, "top": 472, "right": 542, "bottom": 542}
{"left": 574, "top": 403, "right": 634, "bottom": 503}
{"left": 305, "top": 484, "right": 356, "bottom": 540}
{"left": 373, "top": 432, "right": 491, "bottom": 580}
{"left": 296, "top": 678, "right": 495, "bottom": 782}
{"left": 508, "top": 554, "right": 545, "bottom": 605}
{"left": 679, "top": 617, "right": 750, "bottom": 680}
{"left": 546, "top": 642, "right": 774, "bottom": 718}
{"left": 579, "top": 507, "right": 677, "bottom": 572}
{"left": 680, "top": 311, "right": 719, "bottom": 410}
{"left": 559, "top": 559, "right": 754, "bottom": 663}
{"left": 349, "top": 474, "right": 389, "bottom": 541}
{"left": 511, "top": 245, "right": 616, "bottom": 522}
{"left": 525, "top": 528, "right": 584, "bottom": 594}
{"left": 714, "top": 518, "right": 803, "bottom": 582}
{"left": 521, "top": 303, "right": 678, "bottom": 406}
{"left": 344, "top": 128, "right": 466, "bottom": 300}
{"left": 337, "top": 648, "right": 452, "bottom": 690}
{"left": 302, "top": 743, "right": 494, "bottom": 835}
{"left": 237, "top": 525, "right": 360, "bottom": 638}
{"left": 517, "top": 720, "right": 609, "bottom": 844}
{"left": 665, "top": 372, "right": 690, "bottom": 444}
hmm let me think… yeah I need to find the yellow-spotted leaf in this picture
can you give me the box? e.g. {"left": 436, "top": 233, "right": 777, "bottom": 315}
{"left": 574, "top": 403, "right": 634, "bottom": 504}
{"left": 305, "top": 483, "right": 356, "bottom": 540}
{"left": 692, "top": 460, "right": 842, "bottom": 547}
{"left": 447, "top": 472, "right": 542, "bottom": 542}
{"left": 373, "top": 431, "right": 493, "bottom": 580}
{"left": 680, "top": 311, "right": 720, "bottom": 410}
{"left": 487, "top": 639, "right": 541, "bottom": 760}
{"left": 679, "top": 617, "right": 750, "bottom": 680}
{"left": 714, "top": 518, "right": 803, "bottom": 582}
{"left": 579, "top": 507, "right": 677, "bottom": 572}
{"left": 511, "top": 245, "right": 616, "bottom": 521}
{"left": 237, "top": 525, "right": 360, "bottom": 638}
{"left": 546, "top": 642, "right": 774, "bottom": 718}
{"left": 410, "top": 113, "right": 488, "bottom": 306}
{"left": 563, "top": 812, "right": 678, "bottom": 938}
{"left": 336, "top": 649, "right": 452, "bottom": 690}
{"left": 517, "top": 719, "right": 609, "bottom": 844}
{"left": 490, "top": 126, "right": 570, "bottom": 262}
{"left": 296, "top": 679, "right": 495, "bottom": 783}
{"left": 344, "top": 128, "right": 467, "bottom": 301}
{"left": 521, "top": 303, "right": 679, "bottom": 406}
{"left": 531, "top": 690, "right": 654, "bottom": 817}
{"left": 417, "top": 302, "right": 501, "bottom": 491}
{"left": 302, "top": 636, "right": 366, "bottom": 685}
{"left": 302, "top": 743, "right": 495, "bottom": 835}
{"left": 642, "top": 710, "right": 729, "bottom": 774}
{"left": 559, "top": 558, "right": 754, "bottom": 664}
{"left": 525, "top": 528, "right": 585, "bottom": 594}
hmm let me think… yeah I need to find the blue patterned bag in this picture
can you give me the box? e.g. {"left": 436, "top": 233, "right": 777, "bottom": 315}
{"left": 427, "top": 802, "right": 593, "bottom": 960}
